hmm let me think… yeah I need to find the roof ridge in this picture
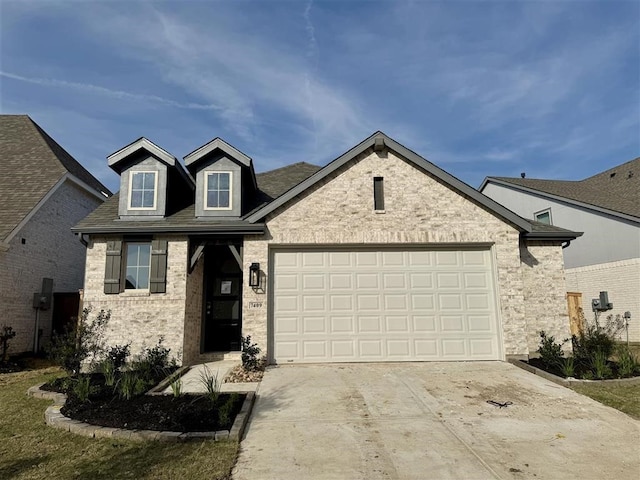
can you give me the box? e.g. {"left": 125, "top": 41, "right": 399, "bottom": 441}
{"left": 28, "top": 117, "right": 111, "bottom": 195}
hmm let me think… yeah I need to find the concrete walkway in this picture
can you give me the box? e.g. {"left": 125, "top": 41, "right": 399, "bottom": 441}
{"left": 162, "top": 360, "right": 240, "bottom": 394}
{"left": 233, "top": 362, "right": 640, "bottom": 480}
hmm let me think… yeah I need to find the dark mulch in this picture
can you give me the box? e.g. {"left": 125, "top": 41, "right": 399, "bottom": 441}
{"left": 62, "top": 392, "right": 246, "bottom": 432}
{"left": 42, "top": 369, "right": 245, "bottom": 432}
{"left": 526, "top": 357, "right": 638, "bottom": 380}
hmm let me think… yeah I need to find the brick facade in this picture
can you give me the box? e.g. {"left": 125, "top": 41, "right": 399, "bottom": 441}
{"left": 0, "top": 180, "right": 102, "bottom": 354}
{"left": 243, "top": 150, "right": 569, "bottom": 358}
{"left": 81, "top": 149, "right": 572, "bottom": 364}
{"left": 565, "top": 258, "right": 640, "bottom": 342}
{"left": 82, "top": 236, "right": 189, "bottom": 363}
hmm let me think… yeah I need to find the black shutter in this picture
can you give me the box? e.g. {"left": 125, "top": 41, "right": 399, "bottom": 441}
{"left": 104, "top": 239, "right": 122, "bottom": 294}
{"left": 150, "top": 239, "right": 168, "bottom": 293}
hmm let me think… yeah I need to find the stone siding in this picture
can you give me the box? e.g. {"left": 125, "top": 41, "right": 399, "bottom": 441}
{"left": 565, "top": 258, "right": 640, "bottom": 342}
{"left": 82, "top": 236, "right": 188, "bottom": 362}
{"left": 243, "top": 149, "right": 532, "bottom": 358}
{"left": 520, "top": 241, "right": 572, "bottom": 353}
{"left": 0, "top": 180, "right": 102, "bottom": 353}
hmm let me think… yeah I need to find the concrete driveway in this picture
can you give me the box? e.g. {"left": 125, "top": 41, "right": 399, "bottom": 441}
{"left": 232, "top": 362, "right": 639, "bottom": 480}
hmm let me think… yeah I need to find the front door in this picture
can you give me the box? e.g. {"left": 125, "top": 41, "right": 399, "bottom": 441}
{"left": 203, "top": 245, "right": 242, "bottom": 352}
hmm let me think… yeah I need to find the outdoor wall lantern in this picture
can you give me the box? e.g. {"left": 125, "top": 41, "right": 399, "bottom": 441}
{"left": 249, "top": 263, "right": 260, "bottom": 287}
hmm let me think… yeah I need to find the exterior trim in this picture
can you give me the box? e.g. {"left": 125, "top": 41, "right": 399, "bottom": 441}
{"left": 203, "top": 171, "right": 233, "bottom": 211}
{"left": 73, "top": 223, "right": 266, "bottom": 235}
{"left": 480, "top": 178, "right": 640, "bottom": 224}
{"left": 184, "top": 138, "right": 252, "bottom": 167}
{"left": 523, "top": 231, "right": 584, "bottom": 241}
{"left": 128, "top": 171, "right": 158, "bottom": 210}
{"left": 246, "top": 131, "right": 533, "bottom": 232}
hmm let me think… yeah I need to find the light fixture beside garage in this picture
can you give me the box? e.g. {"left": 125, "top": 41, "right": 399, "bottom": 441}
{"left": 249, "top": 262, "right": 260, "bottom": 287}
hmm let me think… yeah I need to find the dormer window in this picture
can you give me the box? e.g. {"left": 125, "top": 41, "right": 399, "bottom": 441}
{"left": 129, "top": 171, "right": 157, "bottom": 210}
{"left": 205, "top": 172, "right": 232, "bottom": 210}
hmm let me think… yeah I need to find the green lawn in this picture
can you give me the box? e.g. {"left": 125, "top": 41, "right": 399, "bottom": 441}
{"left": 570, "top": 382, "right": 640, "bottom": 420}
{"left": 0, "top": 367, "right": 238, "bottom": 480}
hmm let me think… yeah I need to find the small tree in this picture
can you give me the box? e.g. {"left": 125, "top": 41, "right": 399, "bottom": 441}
{"left": 241, "top": 336, "right": 261, "bottom": 371}
{"left": 47, "top": 307, "right": 110, "bottom": 376}
{"left": 0, "top": 326, "right": 16, "bottom": 364}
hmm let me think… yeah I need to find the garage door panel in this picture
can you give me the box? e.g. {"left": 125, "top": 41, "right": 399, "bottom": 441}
{"left": 272, "top": 248, "right": 500, "bottom": 363}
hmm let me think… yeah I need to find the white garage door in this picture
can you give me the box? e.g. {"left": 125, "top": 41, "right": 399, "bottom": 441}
{"left": 271, "top": 248, "right": 501, "bottom": 363}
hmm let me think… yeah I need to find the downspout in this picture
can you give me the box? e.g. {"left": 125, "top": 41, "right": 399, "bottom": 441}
{"left": 77, "top": 233, "right": 89, "bottom": 247}
{"left": 561, "top": 240, "right": 571, "bottom": 249}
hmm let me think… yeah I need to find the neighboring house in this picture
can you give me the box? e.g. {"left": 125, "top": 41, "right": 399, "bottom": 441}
{"left": 480, "top": 158, "right": 640, "bottom": 342}
{"left": 73, "top": 132, "right": 580, "bottom": 365}
{"left": 0, "top": 115, "right": 111, "bottom": 354}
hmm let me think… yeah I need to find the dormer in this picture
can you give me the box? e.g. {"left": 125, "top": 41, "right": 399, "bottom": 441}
{"left": 108, "top": 138, "right": 194, "bottom": 219}
{"left": 184, "top": 138, "right": 258, "bottom": 218}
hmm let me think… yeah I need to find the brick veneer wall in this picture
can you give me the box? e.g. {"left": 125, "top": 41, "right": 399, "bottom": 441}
{"left": 82, "top": 236, "right": 188, "bottom": 363}
{"left": 243, "top": 149, "right": 566, "bottom": 359}
{"left": 520, "top": 241, "right": 572, "bottom": 353}
{"left": 0, "top": 181, "right": 102, "bottom": 353}
{"left": 565, "top": 258, "right": 640, "bottom": 342}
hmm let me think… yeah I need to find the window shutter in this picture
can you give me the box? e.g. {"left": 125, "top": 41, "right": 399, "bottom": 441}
{"left": 150, "top": 239, "right": 168, "bottom": 293}
{"left": 104, "top": 239, "right": 122, "bottom": 294}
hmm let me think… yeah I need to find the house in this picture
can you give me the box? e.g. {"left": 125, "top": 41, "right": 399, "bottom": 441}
{"left": 480, "top": 158, "right": 640, "bottom": 342}
{"left": 73, "top": 132, "right": 580, "bottom": 365}
{"left": 0, "top": 115, "right": 111, "bottom": 354}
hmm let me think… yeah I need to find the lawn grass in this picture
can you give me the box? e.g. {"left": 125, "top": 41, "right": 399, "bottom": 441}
{"left": 0, "top": 367, "right": 238, "bottom": 480}
{"left": 570, "top": 382, "right": 640, "bottom": 420}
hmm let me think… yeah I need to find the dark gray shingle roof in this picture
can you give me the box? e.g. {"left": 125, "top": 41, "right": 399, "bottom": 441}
{"left": 256, "top": 162, "right": 322, "bottom": 199}
{"left": 489, "top": 157, "right": 640, "bottom": 218}
{"left": 0, "top": 115, "right": 111, "bottom": 241}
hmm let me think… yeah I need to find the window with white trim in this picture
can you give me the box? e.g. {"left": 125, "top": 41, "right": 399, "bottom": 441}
{"left": 205, "top": 172, "right": 232, "bottom": 209}
{"left": 125, "top": 242, "right": 151, "bottom": 290}
{"left": 129, "top": 171, "right": 157, "bottom": 209}
{"left": 534, "top": 208, "right": 552, "bottom": 225}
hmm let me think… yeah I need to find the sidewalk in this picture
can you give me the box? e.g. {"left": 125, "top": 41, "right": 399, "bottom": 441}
{"left": 162, "top": 360, "right": 260, "bottom": 393}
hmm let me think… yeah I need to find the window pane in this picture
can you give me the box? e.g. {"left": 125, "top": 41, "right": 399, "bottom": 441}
{"left": 143, "top": 172, "right": 155, "bottom": 188}
{"left": 143, "top": 191, "right": 154, "bottom": 208}
{"left": 218, "top": 191, "right": 230, "bottom": 208}
{"left": 131, "top": 191, "right": 143, "bottom": 208}
{"left": 138, "top": 244, "right": 151, "bottom": 265}
{"left": 207, "top": 191, "right": 219, "bottom": 208}
{"left": 208, "top": 173, "right": 218, "bottom": 191}
{"left": 125, "top": 273, "right": 137, "bottom": 290}
{"left": 536, "top": 212, "right": 551, "bottom": 224}
{"left": 132, "top": 173, "right": 144, "bottom": 188}
{"left": 127, "top": 244, "right": 139, "bottom": 264}
{"left": 137, "top": 267, "right": 150, "bottom": 289}
{"left": 219, "top": 173, "right": 230, "bottom": 189}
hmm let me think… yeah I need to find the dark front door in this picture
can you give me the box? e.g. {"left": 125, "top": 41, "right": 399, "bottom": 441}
{"left": 203, "top": 245, "right": 242, "bottom": 352}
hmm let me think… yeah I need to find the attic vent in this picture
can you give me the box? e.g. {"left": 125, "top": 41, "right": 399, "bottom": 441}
{"left": 610, "top": 172, "right": 616, "bottom": 178}
{"left": 628, "top": 171, "right": 634, "bottom": 179}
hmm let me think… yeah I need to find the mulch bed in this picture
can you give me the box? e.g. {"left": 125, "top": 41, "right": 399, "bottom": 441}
{"left": 41, "top": 370, "right": 245, "bottom": 432}
{"left": 62, "top": 392, "right": 245, "bottom": 432}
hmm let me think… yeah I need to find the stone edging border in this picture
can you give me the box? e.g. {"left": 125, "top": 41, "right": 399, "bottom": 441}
{"left": 27, "top": 383, "right": 255, "bottom": 442}
{"left": 508, "top": 359, "right": 640, "bottom": 387}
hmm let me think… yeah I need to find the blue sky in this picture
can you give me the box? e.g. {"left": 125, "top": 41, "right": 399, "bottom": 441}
{"left": 1, "top": 0, "right": 638, "bottom": 194}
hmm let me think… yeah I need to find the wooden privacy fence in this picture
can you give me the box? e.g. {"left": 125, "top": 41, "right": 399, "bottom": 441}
{"left": 566, "top": 292, "right": 584, "bottom": 336}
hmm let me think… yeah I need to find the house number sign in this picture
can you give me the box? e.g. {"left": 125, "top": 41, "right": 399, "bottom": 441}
{"left": 248, "top": 302, "right": 263, "bottom": 309}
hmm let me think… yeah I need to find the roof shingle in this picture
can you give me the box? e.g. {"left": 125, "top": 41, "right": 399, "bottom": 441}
{"left": 488, "top": 157, "right": 640, "bottom": 218}
{"left": 0, "top": 115, "right": 111, "bottom": 241}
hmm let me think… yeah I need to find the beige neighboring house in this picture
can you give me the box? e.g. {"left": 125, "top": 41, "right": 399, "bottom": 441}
{"left": 73, "top": 132, "right": 580, "bottom": 366}
{"left": 480, "top": 158, "right": 640, "bottom": 342}
{"left": 0, "top": 115, "right": 111, "bottom": 354}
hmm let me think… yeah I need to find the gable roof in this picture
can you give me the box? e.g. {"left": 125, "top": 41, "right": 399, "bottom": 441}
{"left": 480, "top": 157, "right": 640, "bottom": 220}
{"left": 0, "top": 115, "right": 111, "bottom": 242}
{"left": 244, "top": 131, "right": 578, "bottom": 240}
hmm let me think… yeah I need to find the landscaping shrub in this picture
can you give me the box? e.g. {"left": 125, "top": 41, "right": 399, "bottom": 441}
{"left": 105, "top": 343, "right": 131, "bottom": 371}
{"left": 616, "top": 345, "right": 640, "bottom": 378}
{"left": 200, "top": 366, "right": 220, "bottom": 404}
{"left": 47, "top": 307, "right": 111, "bottom": 376}
{"left": 560, "top": 356, "right": 575, "bottom": 378}
{"left": 241, "top": 335, "right": 261, "bottom": 371}
{"left": 0, "top": 325, "right": 16, "bottom": 364}
{"left": 537, "top": 331, "right": 566, "bottom": 370}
